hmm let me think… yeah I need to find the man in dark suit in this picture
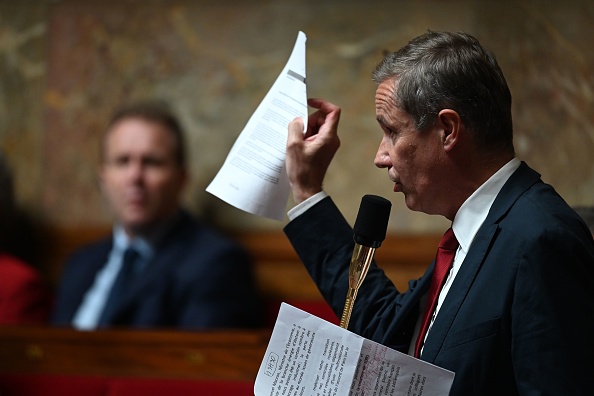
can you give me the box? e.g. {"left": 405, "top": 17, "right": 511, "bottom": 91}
{"left": 52, "top": 101, "right": 262, "bottom": 330}
{"left": 282, "top": 31, "right": 594, "bottom": 395}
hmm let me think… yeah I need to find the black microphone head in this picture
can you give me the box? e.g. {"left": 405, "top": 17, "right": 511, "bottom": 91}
{"left": 353, "top": 194, "right": 392, "bottom": 248}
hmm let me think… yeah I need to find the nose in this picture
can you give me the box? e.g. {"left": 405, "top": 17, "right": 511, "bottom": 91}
{"left": 374, "top": 136, "right": 391, "bottom": 169}
{"left": 126, "top": 159, "right": 144, "bottom": 182}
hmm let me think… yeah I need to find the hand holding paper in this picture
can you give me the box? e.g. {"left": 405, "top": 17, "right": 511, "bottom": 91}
{"left": 285, "top": 98, "right": 341, "bottom": 204}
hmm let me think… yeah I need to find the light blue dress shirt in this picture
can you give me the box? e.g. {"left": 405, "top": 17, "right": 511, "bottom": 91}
{"left": 72, "top": 226, "right": 153, "bottom": 330}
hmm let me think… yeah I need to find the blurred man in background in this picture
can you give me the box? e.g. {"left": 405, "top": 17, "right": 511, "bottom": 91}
{"left": 52, "top": 101, "right": 262, "bottom": 330}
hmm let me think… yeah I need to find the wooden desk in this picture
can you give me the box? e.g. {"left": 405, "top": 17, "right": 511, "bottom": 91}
{"left": 0, "top": 326, "right": 270, "bottom": 380}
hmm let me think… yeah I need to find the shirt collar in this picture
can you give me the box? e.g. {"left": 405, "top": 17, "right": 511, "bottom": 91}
{"left": 452, "top": 158, "right": 521, "bottom": 253}
{"left": 112, "top": 209, "right": 183, "bottom": 257}
{"left": 113, "top": 226, "right": 153, "bottom": 260}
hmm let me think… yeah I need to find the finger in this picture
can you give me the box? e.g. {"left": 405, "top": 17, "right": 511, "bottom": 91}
{"left": 324, "top": 103, "right": 341, "bottom": 126}
{"left": 288, "top": 117, "right": 305, "bottom": 144}
{"left": 307, "top": 97, "right": 324, "bottom": 110}
{"left": 308, "top": 98, "right": 340, "bottom": 116}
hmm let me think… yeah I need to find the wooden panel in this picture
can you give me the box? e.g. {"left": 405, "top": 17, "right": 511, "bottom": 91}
{"left": 42, "top": 226, "right": 112, "bottom": 286}
{"left": 0, "top": 326, "right": 270, "bottom": 380}
{"left": 239, "top": 231, "right": 440, "bottom": 298}
{"left": 42, "top": 228, "right": 440, "bottom": 301}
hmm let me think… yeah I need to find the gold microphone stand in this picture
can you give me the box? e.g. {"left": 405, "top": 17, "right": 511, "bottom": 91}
{"left": 339, "top": 194, "right": 391, "bottom": 330}
{"left": 339, "top": 243, "right": 376, "bottom": 329}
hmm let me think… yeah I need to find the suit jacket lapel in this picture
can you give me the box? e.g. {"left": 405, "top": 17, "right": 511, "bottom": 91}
{"left": 420, "top": 223, "right": 498, "bottom": 361}
{"left": 64, "top": 244, "right": 111, "bottom": 322}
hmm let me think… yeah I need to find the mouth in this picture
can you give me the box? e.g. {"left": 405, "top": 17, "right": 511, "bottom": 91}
{"left": 126, "top": 189, "right": 146, "bottom": 203}
{"left": 126, "top": 195, "right": 147, "bottom": 209}
{"left": 389, "top": 175, "right": 402, "bottom": 193}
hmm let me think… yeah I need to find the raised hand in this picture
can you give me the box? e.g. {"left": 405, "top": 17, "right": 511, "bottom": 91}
{"left": 286, "top": 98, "right": 341, "bottom": 204}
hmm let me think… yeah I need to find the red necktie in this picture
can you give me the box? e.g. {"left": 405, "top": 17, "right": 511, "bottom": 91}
{"left": 414, "top": 227, "right": 459, "bottom": 358}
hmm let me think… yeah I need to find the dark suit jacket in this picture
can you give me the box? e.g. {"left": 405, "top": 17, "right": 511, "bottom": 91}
{"left": 52, "top": 210, "right": 263, "bottom": 329}
{"left": 284, "top": 162, "right": 594, "bottom": 395}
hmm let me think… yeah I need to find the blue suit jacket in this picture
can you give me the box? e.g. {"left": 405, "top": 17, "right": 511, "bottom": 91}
{"left": 52, "top": 210, "right": 263, "bottom": 329}
{"left": 284, "top": 162, "right": 594, "bottom": 395}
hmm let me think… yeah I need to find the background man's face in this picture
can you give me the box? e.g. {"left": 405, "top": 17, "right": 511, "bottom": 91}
{"left": 100, "top": 118, "right": 186, "bottom": 235}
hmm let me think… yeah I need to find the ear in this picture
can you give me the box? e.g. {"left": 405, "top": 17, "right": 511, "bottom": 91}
{"left": 437, "top": 109, "right": 462, "bottom": 152}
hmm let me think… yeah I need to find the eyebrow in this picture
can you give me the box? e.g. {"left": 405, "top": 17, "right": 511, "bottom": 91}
{"left": 376, "top": 115, "right": 395, "bottom": 130}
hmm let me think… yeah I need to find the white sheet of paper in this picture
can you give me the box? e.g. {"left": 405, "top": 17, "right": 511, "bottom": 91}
{"left": 255, "top": 303, "right": 455, "bottom": 396}
{"left": 206, "top": 31, "right": 308, "bottom": 220}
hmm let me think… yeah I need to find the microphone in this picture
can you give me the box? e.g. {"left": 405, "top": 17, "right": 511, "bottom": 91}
{"left": 340, "top": 194, "right": 391, "bottom": 329}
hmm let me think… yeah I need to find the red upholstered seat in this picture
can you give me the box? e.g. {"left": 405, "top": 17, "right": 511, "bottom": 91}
{"left": 0, "top": 374, "right": 109, "bottom": 396}
{"left": 108, "top": 378, "right": 254, "bottom": 395}
{"left": 0, "top": 374, "right": 255, "bottom": 396}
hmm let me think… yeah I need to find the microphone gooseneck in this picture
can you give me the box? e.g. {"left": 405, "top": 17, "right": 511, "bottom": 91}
{"left": 340, "top": 195, "right": 391, "bottom": 329}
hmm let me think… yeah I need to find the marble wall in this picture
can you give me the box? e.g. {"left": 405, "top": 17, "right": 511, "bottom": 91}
{"left": 1, "top": 0, "right": 593, "bottom": 233}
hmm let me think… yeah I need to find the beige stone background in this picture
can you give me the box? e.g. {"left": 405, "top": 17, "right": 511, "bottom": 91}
{"left": 1, "top": 0, "right": 593, "bottom": 234}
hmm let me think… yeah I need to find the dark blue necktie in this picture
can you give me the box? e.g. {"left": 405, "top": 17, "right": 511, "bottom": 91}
{"left": 98, "top": 247, "right": 140, "bottom": 325}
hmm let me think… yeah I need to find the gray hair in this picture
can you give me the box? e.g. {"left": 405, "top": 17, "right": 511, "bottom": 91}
{"left": 372, "top": 31, "right": 514, "bottom": 155}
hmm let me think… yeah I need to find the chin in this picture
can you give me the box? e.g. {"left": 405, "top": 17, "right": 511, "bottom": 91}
{"left": 122, "top": 216, "right": 150, "bottom": 230}
{"left": 404, "top": 197, "right": 422, "bottom": 213}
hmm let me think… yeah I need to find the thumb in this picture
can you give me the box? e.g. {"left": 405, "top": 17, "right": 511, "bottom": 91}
{"left": 287, "top": 117, "right": 305, "bottom": 143}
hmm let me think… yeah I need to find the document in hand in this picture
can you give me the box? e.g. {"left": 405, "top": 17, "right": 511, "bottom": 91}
{"left": 255, "top": 303, "right": 454, "bottom": 396}
{"left": 206, "top": 31, "right": 308, "bottom": 220}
